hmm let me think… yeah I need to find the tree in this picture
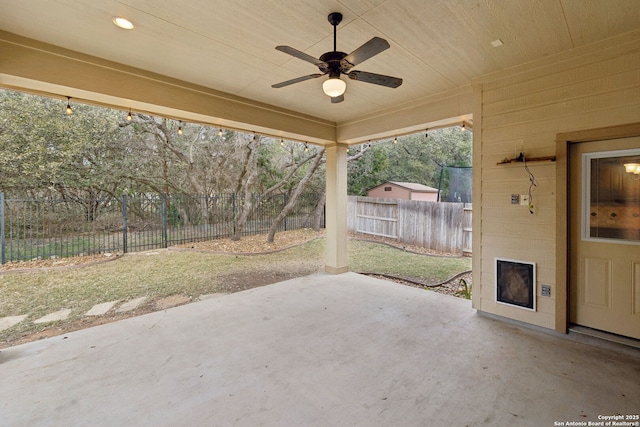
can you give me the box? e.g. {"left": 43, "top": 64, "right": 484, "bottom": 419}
{"left": 346, "top": 144, "right": 388, "bottom": 195}
{"left": 0, "top": 90, "right": 134, "bottom": 218}
{"left": 231, "top": 134, "right": 261, "bottom": 240}
{"left": 266, "top": 147, "right": 325, "bottom": 242}
{"left": 0, "top": 90, "right": 331, "bottom": 241}
{"left": 347, "top": 127, "right": 472, "bottom": 195}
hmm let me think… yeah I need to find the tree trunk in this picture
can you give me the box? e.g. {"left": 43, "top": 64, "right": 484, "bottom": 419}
{"left": 266, "top": 148, "right": 325, "bottom": 243}
{"left": 312, "top": 187, "right": 326, "bottom": 231}
{"left": 231, "top": 138, "right": 259, "bottom": 240}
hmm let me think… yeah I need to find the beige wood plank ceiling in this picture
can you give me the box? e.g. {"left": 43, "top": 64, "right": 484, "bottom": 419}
{"left": 0, "top": 0, "right": 639, "bottom": 125}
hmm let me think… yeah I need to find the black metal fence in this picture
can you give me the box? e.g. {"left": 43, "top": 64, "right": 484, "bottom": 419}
{"left": 0, "top": 192, "right": 324, "bottom": 264}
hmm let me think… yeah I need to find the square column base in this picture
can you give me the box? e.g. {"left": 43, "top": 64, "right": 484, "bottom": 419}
{"left": 325, "top": 265, "right": 349, "bottom": 275}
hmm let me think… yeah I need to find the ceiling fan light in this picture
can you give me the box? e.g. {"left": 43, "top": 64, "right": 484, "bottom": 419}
{"left": 322, "top": 77, "right": 346, "bottom": 97}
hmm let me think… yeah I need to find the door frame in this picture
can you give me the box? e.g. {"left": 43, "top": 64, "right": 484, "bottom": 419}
{"left": 555, "top": 122, "right": 640, "bottom": 333}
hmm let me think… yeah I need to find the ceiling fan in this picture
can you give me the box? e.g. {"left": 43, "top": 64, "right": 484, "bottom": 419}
{"left": 272, "top": 12, "right": 403, "bottom": 103}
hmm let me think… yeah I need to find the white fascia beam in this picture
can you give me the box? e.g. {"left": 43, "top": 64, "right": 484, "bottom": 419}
{"left": 0, "top": 31, "right": 336, "bottom": 146}
{"left": 336, "top": 86, "right": 474, "bottom": 144}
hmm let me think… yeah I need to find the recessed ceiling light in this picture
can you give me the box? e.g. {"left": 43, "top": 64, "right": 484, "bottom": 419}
{"left": 113, "top": 17, "right": 134, "bottom": 30}
{"left": 491, "top": 39, "right": 504, "bottom": 48}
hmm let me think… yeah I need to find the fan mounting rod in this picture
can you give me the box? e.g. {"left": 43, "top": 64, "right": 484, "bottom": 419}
{"left": 328, "top": 12, "right": 342, "bottom": 52}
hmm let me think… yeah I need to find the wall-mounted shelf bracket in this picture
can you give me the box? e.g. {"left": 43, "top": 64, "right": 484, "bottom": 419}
{"left": 497, "top": 155, "right": 556, "bottom": 165}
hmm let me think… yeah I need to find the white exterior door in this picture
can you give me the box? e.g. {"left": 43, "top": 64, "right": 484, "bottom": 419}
{"left": 569, "top": 137, "right": 640, "bottom": 340}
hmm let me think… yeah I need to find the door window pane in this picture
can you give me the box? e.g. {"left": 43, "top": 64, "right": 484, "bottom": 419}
{"left": 585, "top": 150, "right": 640, "bottom": 242}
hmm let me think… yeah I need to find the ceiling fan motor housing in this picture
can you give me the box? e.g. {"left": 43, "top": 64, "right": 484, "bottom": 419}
{"left": 319, "top": 51, "right": 349, "bottom": 76}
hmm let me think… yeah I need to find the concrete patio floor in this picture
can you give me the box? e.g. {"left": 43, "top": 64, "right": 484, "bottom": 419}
{"left": 1, "top": 272, "right": 638, "bottom": 426}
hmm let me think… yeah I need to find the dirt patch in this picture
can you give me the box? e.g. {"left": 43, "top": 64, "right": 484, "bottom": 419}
{"left": 0, "top": 253, "right": 121, "bottom": 273}
{"left": 155, "top": 295, "right": 192, "bottom": 310}
{"left": 173, "top": 228, "right": 325, "bottom": 254}
{"left": 216, "top": 266, "right": 323, "bottom": 294}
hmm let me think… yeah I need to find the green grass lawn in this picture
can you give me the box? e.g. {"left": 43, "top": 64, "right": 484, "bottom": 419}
{"left": 348, "top": 240, "right": 470, "bottom": 283}
{"left": 0, "top": 238, "right": 471, "bottom": 346}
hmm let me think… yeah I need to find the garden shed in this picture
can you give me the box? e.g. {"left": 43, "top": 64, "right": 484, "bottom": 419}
{"left": 366, "top": 181, "right": 439, "bottom": 201}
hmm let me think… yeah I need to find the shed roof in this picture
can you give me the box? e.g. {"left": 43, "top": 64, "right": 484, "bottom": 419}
{"left": 377, "top": 182, "right": 439, "bottom": 193}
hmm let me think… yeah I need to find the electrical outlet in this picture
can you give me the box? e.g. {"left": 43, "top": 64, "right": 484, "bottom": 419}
{"left": 520, "top": 194, "right": 530, "bottom": 206}
{"left": 511, "top": 194, "right": 519, "bottom": 204}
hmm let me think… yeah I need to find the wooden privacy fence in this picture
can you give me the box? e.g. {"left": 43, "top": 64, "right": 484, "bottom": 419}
{"left": 347, "top": 196, "right": 472, "bottom": 255}
{"left": 463, "top": 203, "right": 472, "bottom": 255}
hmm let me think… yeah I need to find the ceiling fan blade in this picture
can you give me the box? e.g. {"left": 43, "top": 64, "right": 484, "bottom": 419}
{"left": 331, "top": 94, "right": 344, "bottom": 104}
{"left": 347, "top": 70, "right": 403, "bottom": 88}
{"left": 275, "top": 46, "right": 328, "bottom": 70}
{"left": 272, "top": 74, "right": 324, "bottom": 88}
{"left": 341, "top": 37, "right": 390, "bottom": 69}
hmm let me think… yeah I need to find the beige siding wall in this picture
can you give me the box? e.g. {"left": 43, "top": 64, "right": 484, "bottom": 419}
{"left": 410, "top": 192, "right": 438, "bottom": 202}
{"left": 474, "top": 32, "right": 640, "bottom": 331}
{"left": 367, "top": 184, "right": 411, "bottom": 200}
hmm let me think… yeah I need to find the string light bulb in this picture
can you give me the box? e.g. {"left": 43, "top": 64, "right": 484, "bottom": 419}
{"left": 178, "top": 121, "right": 183, "bottom": 135}
{"left": 126, "top": 109, "right": 132, "bottom": 122}
{"left": 304, "top": 143, "right": 309, "bottom": 152}
{"left": 393, "top": 136, "right": 398, "bottom": 145}
{"left": 65, "top": 97, "right": 73, "bottom": 115}
{"left": 280, "top": 139, "right": 284, "bottom": 146}
{"left": 218, "top": 128, "right": 223, "bottom": 137}
{"left": 425, "top": 129, "right": 429, "bottom": 138}
{"left": 461, "top": 122, "right": 466, "bottom": 131}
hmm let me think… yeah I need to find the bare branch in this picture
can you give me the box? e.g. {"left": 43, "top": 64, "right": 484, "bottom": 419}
{"left": 263, "top": 150, "right": 317, "bottom": 195}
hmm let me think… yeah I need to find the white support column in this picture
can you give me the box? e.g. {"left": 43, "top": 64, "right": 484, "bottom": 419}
{"left": 325, "top": 143, "right": 349, "bottom": 274}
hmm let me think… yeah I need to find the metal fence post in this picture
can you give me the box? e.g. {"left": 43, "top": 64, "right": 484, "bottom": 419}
{"left": 161, "top": 193, "right": 168, "bottom": 249}
{"left": 1, "top": 192, "right": 5, "bottom": 265}
{"left": 122, "top": 194, "right": 128, "bottom": 254}
{"left": 437, "top": 167, "right": 444, "bottom": 202}
{"left": 283, "top": 193, "right": 288, "bottom": 231}
{"left": 232, "top": 192, "right": 236, "bottom": 235}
